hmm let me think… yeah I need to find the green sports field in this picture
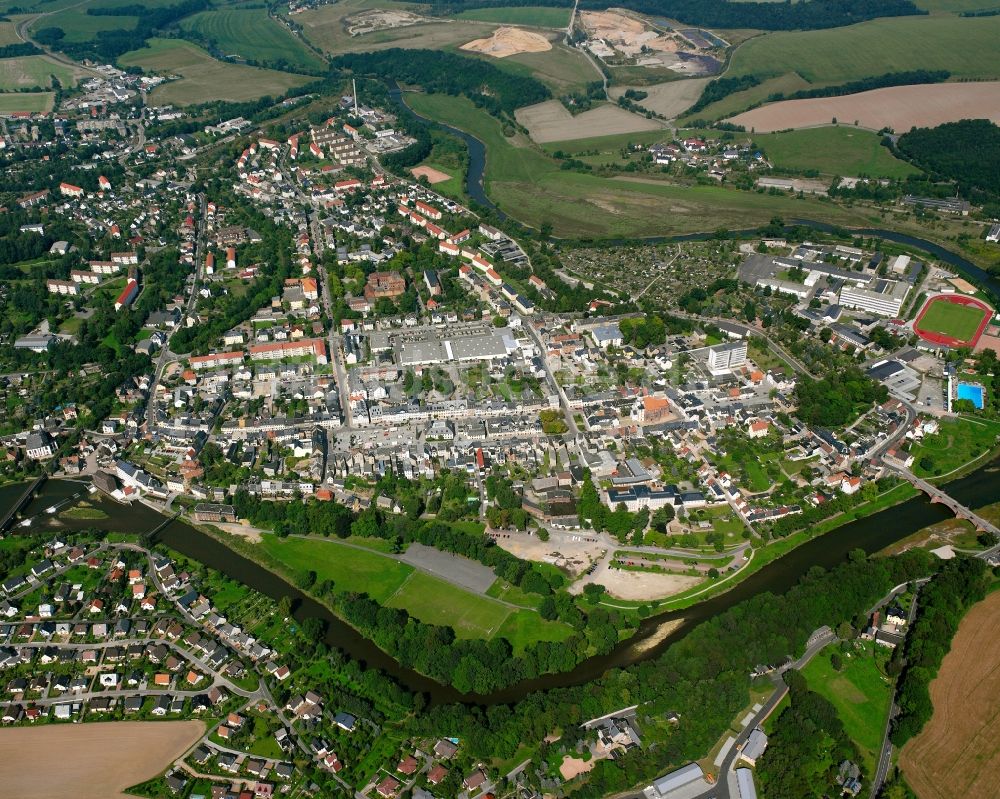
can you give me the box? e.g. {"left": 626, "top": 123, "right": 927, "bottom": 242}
{"left": 181, "top": 8, "right": 326, "bottom": 72}
{"left": 754, "top": 127, "right": 919, "bottom": 178}
{"left": 915, "top": 298, "right": 989, "bottom": 341}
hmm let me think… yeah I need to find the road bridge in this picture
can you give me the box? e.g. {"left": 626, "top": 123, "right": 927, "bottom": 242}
{"left": 892, "top": 468, "right": 1000, "bottom": 535}
{"left": 0, "top": 475, "right": 46, "bottom": 533}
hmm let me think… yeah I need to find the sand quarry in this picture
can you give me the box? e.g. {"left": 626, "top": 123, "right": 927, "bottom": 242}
{"left": 0, "top": 720, "right": 204, "bottom": 799}
{"left": 461, "top": 26, "right": 551, "bottom": 58}
{"left": 516, "top": 98, "right": 662, "bottom": 143}
{"left": 729, "top": 81, "right": 1000, "bottom": 133}
{"left": 900, "top": 590, "right": 1000, "bottom": 799}
{"left": 580, "top": 10, "right": 678, "bottom": 58}
{"left": 411, "top": 165, "right": 452, "bottom": 184}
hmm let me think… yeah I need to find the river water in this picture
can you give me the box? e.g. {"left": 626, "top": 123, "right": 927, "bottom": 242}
{"left": 2, "top": 460, "right": 997, "bottom": 706}
{"left": 389, "top": 86, "right": 1000, "bottom": 298}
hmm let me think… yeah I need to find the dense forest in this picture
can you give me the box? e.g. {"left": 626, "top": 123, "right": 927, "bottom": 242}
{"left": 332, "top": 49, "right": 550, "bottom": 117}
{"left": 890, "top": 557, "right": 989, "bottom": 746}
{"left": 689, "top": 75, "right": 761, "bottom": 114}
{"left": 757, "top": 670, "right": 862, "bottom": 798}
{"left": 427, "top": 0, "right": 924, "bottom": 31}
{"left": 409, "top": 550, "right": 933, "bottom": 797}
{"left": 895, "top": 119, "right": 1000, "bottom": 203}
{"left": 794, "top": 367, "right": 888, "bottom": 427}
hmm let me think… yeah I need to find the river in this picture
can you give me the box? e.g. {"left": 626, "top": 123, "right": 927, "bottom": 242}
{"left": 2, "top": 460, "right": 997, "bottom": 706}
{"left": 389, "top": 86, "right": 1000, "bottom": 298}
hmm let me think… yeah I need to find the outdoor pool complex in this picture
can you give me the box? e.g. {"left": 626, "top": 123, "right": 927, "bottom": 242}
{"left": 957, "top": 382, "right": 985, "bottom": 409}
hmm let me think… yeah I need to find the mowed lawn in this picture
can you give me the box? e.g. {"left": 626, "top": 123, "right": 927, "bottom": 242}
{"left": 181, "top": 8, "right": 326, "bottom": 71}
{"left": 259, "top": 535, "right": 413, "bottom": 602}
{"left": 259, "top": 535, "right": 569, "bottom": 644}
{"left": 916, "top": 299, "right": 989, "bottom": 340}
{"left": 755, "top": 127, "right": 918, "bottom": 178}
{"left": 911, "top": 416, "right": 1000, "bottom": 478}
{"left": 728, "top": 16, "right": 1000, "bottom": 85}
{"left": 802, "top": 642, "right": 893, "bottom": 770}
{"left": 405, "top": 91, "right": 879, "bottom": 238}
{"left": 119, "top": 39, "right": 309, "bottom": 105}
{"left": 454, "top": 5, "right": 572, "bottom": 28}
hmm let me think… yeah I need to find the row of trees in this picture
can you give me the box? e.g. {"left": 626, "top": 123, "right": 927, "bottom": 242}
{"left": 891, "top": 556, "right": 989, "bottom": 745}
{"left": 410, "top": 549, "right": 934, "bottom": 795}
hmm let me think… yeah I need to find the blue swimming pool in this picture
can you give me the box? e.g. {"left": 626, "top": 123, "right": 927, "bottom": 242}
{"left": 957, "top": 382, "right": 985, "bottom": 409}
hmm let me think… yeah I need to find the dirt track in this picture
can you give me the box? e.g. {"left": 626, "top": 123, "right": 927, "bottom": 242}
{"left": 0, "top": 720, "right": 204, "bottom": 799}
{"left": 728, "top": 81, "right": 1000, "bottom": 133}
{"left": 899, "top": 591, "right": 1000, "bottom": 799}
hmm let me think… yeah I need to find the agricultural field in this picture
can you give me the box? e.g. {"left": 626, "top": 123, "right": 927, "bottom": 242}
{"left": 754, "top": 127, "right": 919, "bottom": 178}
{"left": 0, "top": 90, "right": 53, "bottom": 112}
{"left": 727, "top": 16, "right": 1000, "bottom": 86}
{"left": 0, "top": 19, "right": 19, "bottom": 45}
{"left": 729, "top": 81, "right": 1000, "bottom": 133}
{"left": 35, "top": 6, "right": 138, "bottom": 43}
{"left": 0, "top": 721, "right": 205, "bottom": 799}
{"left": 296, "top": 0, "right": 496, "bottom": 56}
{"left": 802, "top": 641, "right": 893, "bottom": 771}
{"left": 405, "top": 91, "right": 882, "bottom": 238}
{"left": 454, "top": 5, "right": 572, "bottom": 28}
{"left": 516, "top": 98, "right": 662, "bottom": 143}
{"left": 609, "top": 77, "right": 710, "bottom": 118}
{"left": 181, "top": 8, "right": 326, "bottom": 72}
{"left": 476, "top": 40, "right": 597, "bottom": 94}
{"left": 900, "top": 590, "right": 1000, "bottom": 799}
{"left": 685, "top": 72, "right": 811, "bottom": 122}
{"left": 0, "top": 53, "right": 82, "bottom": 89}
{"left": 119, "top": 38, "right": 310, "bottom": 105}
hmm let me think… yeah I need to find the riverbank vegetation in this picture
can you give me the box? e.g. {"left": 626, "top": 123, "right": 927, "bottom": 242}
{"left": 890, "top": 556, "right": 990, "bottom": 745}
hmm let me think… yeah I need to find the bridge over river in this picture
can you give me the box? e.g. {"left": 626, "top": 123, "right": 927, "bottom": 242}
{"left": 891, "top": 467, "right": 1000, "bottom": 536}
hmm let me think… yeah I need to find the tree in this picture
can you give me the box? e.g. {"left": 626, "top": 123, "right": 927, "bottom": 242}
{"left": 830, "top": 652, "right": 843, "bottom": 671}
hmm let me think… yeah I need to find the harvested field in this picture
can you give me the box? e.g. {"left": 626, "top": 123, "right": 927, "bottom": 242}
{"left": 610, "top": 77, "right": 709, "bottom": 118}
{"left": 899, "top": 590, "right": 1000, "bottom": 799}
{"left": 411, "top": 165, "right": 452, "bottom": 184}
{"left": 728, "top": 81, "right": 1000, "bottom": 133}
{"left": 0, "top": 720, "right": 204, "bottom": 799}
{"left": 461, "top": 25, "right": 551, "bottom": 58}
{"left": 516, "top": 98, "right": 661, "bottom": 143}
{"left": 0, "top": 54, "right": 83, "bottom": 90}
{"left": 0, "top": 90, "right": 53, "bottom": 112}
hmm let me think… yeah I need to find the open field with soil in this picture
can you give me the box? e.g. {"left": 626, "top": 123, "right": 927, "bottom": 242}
{"left": 461, "top": 25, "right": 551, "bottom": 58}
{"left": 411, "top": 164, "right": 452, "bottom": 184}
{"left": 754, "top": 127, "right": 919, "bottom": 178}
{"left": 119, "top": 39, "right": 310, "bottom": 105}
{"left": 181, "top": 8, "right": 326, "bottom": 71}
{"left": 0, "top": 90, "right": 53, "bottom": 112}
{"left": 730, "top": 81, "right": 1000, "bottom": 133}
{"left": 0, "top": 53, "right": 82, "bottom": 89}
{"left": 0, "top": 720, "right": 204, "bottom": 799}
{"left": 516, "top": 98, "right": 662, "bottom": 142}
{"left": 406, "top": 91, "right": 884, "bottom": 238}
{"left": 900, "top": 590, "right": 1000, "bottom": 799}
{"left": 455, "top": 5, "right": 572, "bottom": 27}
{"left": 610, "top": 77, "right": 709, "bottom": 118}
